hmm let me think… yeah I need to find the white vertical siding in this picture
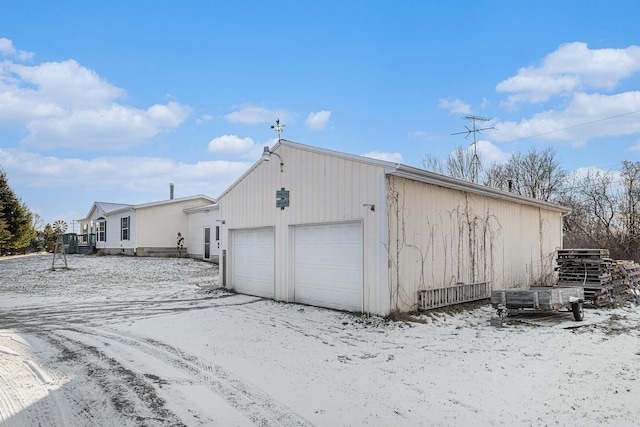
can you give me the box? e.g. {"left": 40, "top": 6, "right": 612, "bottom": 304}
{"left": 218, "top": 142, "right": 564, "bottom": 315}
{"left": 386, "top": 176, "right": 562, "bottom": 312}
{"left": 218, "top": 144, "right": 390, "bottom": 315}
{"left": 185, "top": 208, "right": 219, "bottom": 261}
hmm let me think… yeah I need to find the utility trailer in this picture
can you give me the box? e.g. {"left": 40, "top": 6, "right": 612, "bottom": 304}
{"left": 491, "top": 286, "right": 585, "bottom": 324}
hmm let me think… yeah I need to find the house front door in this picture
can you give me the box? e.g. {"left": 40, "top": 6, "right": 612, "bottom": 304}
{"left": 204, "top": 227, "right": 211, "bottom": 260}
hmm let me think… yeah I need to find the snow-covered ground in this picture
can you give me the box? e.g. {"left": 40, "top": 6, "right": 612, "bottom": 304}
{"left": 2, "top": 254, "right": 640, "bottom": 426}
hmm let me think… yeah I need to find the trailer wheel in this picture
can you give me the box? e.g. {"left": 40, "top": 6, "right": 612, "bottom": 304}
{"left": 572, "top": 302, "right": 584, "bottom": 321}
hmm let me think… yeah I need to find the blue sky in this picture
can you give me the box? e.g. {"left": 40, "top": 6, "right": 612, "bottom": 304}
{"left": 1, "top": 1, "right": 640, "bottom": 229}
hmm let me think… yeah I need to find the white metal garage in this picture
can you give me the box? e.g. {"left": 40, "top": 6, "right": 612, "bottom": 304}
{"left": 293, "top": 222, "right": 363, "bottom": 312}
{"left": 232, "top": 228, "right": 275, "bottom": 298}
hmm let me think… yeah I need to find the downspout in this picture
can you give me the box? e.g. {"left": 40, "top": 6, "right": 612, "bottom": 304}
{"left": 135, "top": 208, "right": 139, "bottom": 256}
{"left": 218, "top": 201, "right": 226, "bottom": 288}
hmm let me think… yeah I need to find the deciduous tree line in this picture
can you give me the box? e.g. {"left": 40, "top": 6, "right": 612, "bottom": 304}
{"left": 423, "top": 147, "right": 640, "bottom": 262}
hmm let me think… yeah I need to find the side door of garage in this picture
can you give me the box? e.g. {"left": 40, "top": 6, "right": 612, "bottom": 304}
{"left": 232, "top": 228, "right": 275, "bottom": 298}
{"left": 293, "top": 221, "right": 363, "bottom": 312}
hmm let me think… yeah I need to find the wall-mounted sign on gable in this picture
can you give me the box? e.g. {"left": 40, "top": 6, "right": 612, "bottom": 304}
{"left": 276, "top": 188, "right": 289, "bottom": 209}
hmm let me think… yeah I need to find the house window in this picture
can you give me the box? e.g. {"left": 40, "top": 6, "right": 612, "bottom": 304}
{"left": 121, "top": 216, "right": 130, "bottom": 241}
{"left": 216, "top": 225, "right": 220, "bottom": 241}
{"left": 97, "top": 220, "right": 106, "bottom": 242}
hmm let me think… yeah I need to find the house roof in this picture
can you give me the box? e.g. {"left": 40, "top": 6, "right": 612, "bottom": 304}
{"left": 217, "top": 139, "right": 570, "bottom": 214}
{"left": 80, "top": 195, "right": 216, "bottom": 220}
{"left": 77, "top": 202, "right": 134, "bottom": 221}
{"left": 95, "top": 202, "right": 134, "bottom": 214}
{"left": 184, "top": 203, "right": 219, "bottom": 214}
{"left": 130, "top": 195, "right": 215, "bottom": 211}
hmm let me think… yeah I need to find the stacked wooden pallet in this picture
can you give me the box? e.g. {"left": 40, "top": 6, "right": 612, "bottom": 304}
{"left": 556, "top": 248, "right": 614, "bottom": 301}
{"left": 619, "top": 262, "right": 640, "bottom": 287}
{"left": 616, "top": 261, "right": 640, "bottom": 302}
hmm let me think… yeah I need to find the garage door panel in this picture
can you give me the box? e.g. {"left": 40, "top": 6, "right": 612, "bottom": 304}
{"left": 233, "top": 228, "right": 274, "bottom": 298}
{"left": 294, "top": 222, "right": 362, "bottom": 312}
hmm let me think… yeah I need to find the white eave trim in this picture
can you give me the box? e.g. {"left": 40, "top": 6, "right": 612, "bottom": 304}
{"left": 134, "top": 194, "right": 215, "bottom": 210}
{"left": 184, "top": 203, "right": 219, "bottom": 214}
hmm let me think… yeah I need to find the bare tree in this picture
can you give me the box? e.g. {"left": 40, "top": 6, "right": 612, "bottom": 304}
{"left": 619, "top": 161, "right": 640, "bottom": 237}
{"left": 482, "top": 162, "right": 510, "bottom": 191}
{"left": 483, "top": 147, "right": 566, "bottom": 202}
{"left": 421, "top": 153, "right": 445, "bottom": 174}
{"left": 560, "top": 169, "right": 619, "bottom": 253}
{"left": 446, "top": 146, "right": 481, "bottom": 182}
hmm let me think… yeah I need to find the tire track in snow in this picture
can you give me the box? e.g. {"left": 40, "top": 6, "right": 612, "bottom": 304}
{"left": 62, "top": 325, "right": 314, "bottom": 427}
{"left": 44, "top": 332, "right": 184, "bottom": 426}
{"left": 1, "top": 291, "right": 311, "bottom": 426}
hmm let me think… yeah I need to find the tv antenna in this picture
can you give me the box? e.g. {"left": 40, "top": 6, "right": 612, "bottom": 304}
{"left": 271, "top": 119, "right": 285, "bottom": 140}
{"left": 452, "top": 115, "right": 494, "bottom": 183}
{"left": 51, "top": 219, "right": 69, "bottom": 270}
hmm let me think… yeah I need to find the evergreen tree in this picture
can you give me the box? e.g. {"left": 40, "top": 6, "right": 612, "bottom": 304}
{"left": 0, "top": 201, "right": 11, "bottom": 248}
{"left": 0, "top": 168, "right": 37, "bottom": 253}
{"left": 42, "top": 223, "right": 56, "bottom": 252}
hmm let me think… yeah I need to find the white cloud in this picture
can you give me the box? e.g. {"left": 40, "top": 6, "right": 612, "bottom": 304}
{"left": 304, "top": 110, "right": 331, "bottom": 130}
{"left": 628, "top": 139, "right": 640, "bottom": 152}
{"left": 0, "top": 147, "right": 252, "bottom": 194}
{"left": 8, "top": 60, "right": 125, "bottom": 108}
{"left": 362, "top": 150, "right": 403, "bottom": 163}
{"left": 0, "top": 44, "right": 191, "bottom": 150}
{"left": 208, "top": 134, "right": 255, "bottom": 155}
{"left": 438, "top": 98, "right": 472, "bottom": 115}
{"left": 489, "top": 91, "right": 640, "bottom": 145}
{"left": 497, "top": 42, "right": 640, "bottom": 106}
{"left": 20, "top": 101, "right": 191, "bottom": 150}
{"left": 0, "top": 38, "right": 33, "bottom": 60}
{"left": 196, "top": 114, "right": 213, "bottom": 124}
{"left": 473, "top": 140, "right": 510, "bottom": 164}
{"left": 568, "top": 166, "right": 621, "bottom": 185}
{"left": 409, "top": 130, "right": 438, "bottom": 141}
{"left": 146, "top": 102, "right": 190, "bottom": 127}
{"left": 224, "top": 104, "right": 292, "bottom": 124}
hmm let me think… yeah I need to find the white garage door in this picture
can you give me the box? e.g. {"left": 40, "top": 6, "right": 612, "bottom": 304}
{"left": 233, "top": 228, "right": 275, "bottom": 298}
{"left": 294, "top": 222, "right": 363, "bottom": 312}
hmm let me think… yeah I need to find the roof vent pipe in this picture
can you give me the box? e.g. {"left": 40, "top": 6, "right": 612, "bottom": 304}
{"left": 170, "top": 183, "right": 175, "bottom": 200}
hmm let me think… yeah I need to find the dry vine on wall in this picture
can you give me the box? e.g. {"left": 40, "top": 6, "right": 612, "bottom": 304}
{"left": 385, "top": 177, "right": 503, "bottom": 312}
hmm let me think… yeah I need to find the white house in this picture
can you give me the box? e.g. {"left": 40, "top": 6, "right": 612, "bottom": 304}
{"left": 184, "top": 203, "right": 221, "bottom": 263}
{"left": 216, "top": 140, "right": 570, "bottom": 316}
{"left": 78, "top": 195, "right": 217, "bottom": 259}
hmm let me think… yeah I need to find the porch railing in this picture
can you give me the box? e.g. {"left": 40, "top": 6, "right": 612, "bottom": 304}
{"left": 418, "top": 281, "right": 491, "bottom": 311}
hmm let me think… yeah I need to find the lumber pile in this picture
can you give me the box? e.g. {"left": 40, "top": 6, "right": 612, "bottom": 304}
{"left": 617, "top": 262, "right": 640, "bottom": 304}
{"left": 556, "top": 249, "right": 614, "bottom": 302}
{"left": 555, "top": 249, "right": 640, "bottom": 307}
